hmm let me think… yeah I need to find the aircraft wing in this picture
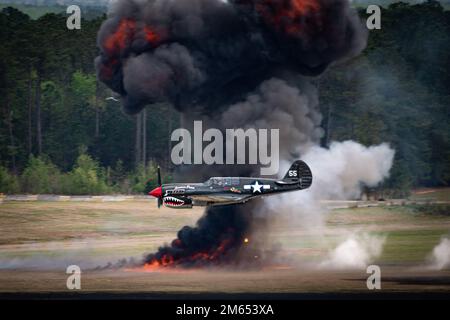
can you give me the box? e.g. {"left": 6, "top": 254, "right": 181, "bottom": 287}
{"left": 190, "top": 193, "right": 252, "bottom": 204}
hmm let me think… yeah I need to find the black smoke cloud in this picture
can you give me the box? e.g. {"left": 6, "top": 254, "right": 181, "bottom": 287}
{"left": 96, "top": 0, "right": 367, "bottom": 115}
{"left": 95, "top": 0, "right": 368, "bottom": 269}
{"left": 143, "top": 203, "right": 262, "bottom": 268}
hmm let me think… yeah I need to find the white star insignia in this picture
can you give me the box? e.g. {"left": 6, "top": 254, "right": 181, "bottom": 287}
{"left": 244, "top": 181, "right": 271, "bottom": 193}
{"left": 251, "top": 181, "right": 263, "bottom": 193}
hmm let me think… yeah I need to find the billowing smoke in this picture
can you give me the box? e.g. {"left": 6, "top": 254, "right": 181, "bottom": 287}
{"left": 255, "top": 141, "right": 393, "bottom": 269}
{"left": 96, "top": 0, "right": 367, "bottom": 114}
{"left": 427, "top": 237, "right": 450, "bottom": 270}
{"left": 301, "top": 141, "right": 394, "bottom": 199}
{"left": 95, "top": 0, "right": 392, "bottom": 269}
{"left": 319, "top": 234, "right": 386, "bottom": 270}
{"left": 143, "top": 204, "right": 258, "bottom": 269}
{"left": 219, "top": 78, "right": 323, "bottom": 163}
{"left": 259, "top": 141, "right": 395, "bottom": 223}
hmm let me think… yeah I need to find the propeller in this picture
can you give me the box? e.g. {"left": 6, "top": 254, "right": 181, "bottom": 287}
{"left": 157, "top": 166, "right": 161, "bottom": 186}
{"left": 157, "top": 166, "right": 162, "bottom": 208}
{"left": 149, "top": 166, "right": 163, "bottom": 208}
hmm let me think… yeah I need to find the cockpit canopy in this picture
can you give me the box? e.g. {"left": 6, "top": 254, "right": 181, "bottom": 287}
{"left": 205, "top": 177, "right": 240, "bottom": 186}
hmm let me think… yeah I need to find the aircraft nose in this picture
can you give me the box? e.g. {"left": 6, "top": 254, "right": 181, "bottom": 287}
{"left": 149, "top": 186, "right": 162, "bottom": 198}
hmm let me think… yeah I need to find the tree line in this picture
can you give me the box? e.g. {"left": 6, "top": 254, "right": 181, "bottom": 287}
{"left": 0, "top": 1, "right": 449, "bottom": 195}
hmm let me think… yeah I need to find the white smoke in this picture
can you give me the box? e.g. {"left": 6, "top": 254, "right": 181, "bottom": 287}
{"left": 427, "top": 237, "right": 450, "bottom": 270}
{"left": 257, "top": 140, "right": 394, "bottom": 269}
{"left": 301, "top": 141, "right": 394, "bottom": 199}
{"left": 0, "top": 239, "right": 136, "bottom": 270}
{"left": 260, "top": 140, "right": 394, "bottom": 217}
{"left": 320, "top": 234, "right": 386, "bottom": 270}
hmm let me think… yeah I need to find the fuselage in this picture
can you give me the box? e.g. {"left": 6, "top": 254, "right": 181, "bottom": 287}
{"left": 150, "top": 177, "right": 304, "bottom": 208}
{"left": 148, "top": 160, "right": 313, "bottom": 209}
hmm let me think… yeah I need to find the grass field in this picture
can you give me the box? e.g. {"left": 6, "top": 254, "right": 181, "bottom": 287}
{"left": 410, "top": 187, "right": 450, "bottom": 201}
{"left": 0, "top": 200, "right": 449, "bottom": 296}
{"left": 0, "top": 200, "right": 202, "bottom": 265}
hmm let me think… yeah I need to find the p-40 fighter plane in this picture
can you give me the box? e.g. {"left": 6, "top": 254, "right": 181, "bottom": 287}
{"left": 148, "top": 160, "right": 312, "bottom": 209}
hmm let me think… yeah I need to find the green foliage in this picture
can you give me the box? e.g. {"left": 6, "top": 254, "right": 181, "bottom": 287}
{"left": 63, "top": 152, "right": 110, "bottom": 195}
{"left": 130, "top": 162, "right": 160, "bottom": 194}
{"left": 0, "top": 4, "right": 105, "bottom": 20}
{"left": 21, "top": 155, "right": 61, "bottom": 194}
{"left": 0, "top": 3, "right": 449, "bottom": 195}
{"left": 107, "top": 159, "right": 130, "bottom": 193}
{"left": 71, "top": 71, "right": 96, "bottom": 104}
{"left": 321, "top": 1, "right": 450, "bottom": 190}
{"left": 0, "top": 166, "right": 19, "bottom": 194}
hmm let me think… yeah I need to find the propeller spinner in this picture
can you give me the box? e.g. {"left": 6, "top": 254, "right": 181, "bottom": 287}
{"left": 148, "top": 166, "right": 163, "bottom": 208}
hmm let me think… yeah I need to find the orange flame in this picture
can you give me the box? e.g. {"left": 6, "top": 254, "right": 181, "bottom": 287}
{"left": 104, "top": 18, "right": 162, "bottom": 56}
{"left": 143, "top": 253, "right": 175, "bottom": 271}
{"left": 144, "top": 26, "right": 160, "bottom": 43}
{"left": 255, "top": 0, "right": 321, "bottom": 36}
{"left": 142, "top": 238, "right": 234, "bottom": 271}
{"left": 104, "top": 19, "right": 136, "bottom": 54}
{"left": 101, "top": 19, "right": 163, "bottom": 80}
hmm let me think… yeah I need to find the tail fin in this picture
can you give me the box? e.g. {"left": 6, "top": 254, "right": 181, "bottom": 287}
{"left": 283, "top": 160, "right": 313, "bottom": 189}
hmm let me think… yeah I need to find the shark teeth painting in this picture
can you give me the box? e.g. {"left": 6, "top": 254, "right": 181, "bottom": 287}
{"left": 163, "top": 196, "right": 185, "bottom": 207}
